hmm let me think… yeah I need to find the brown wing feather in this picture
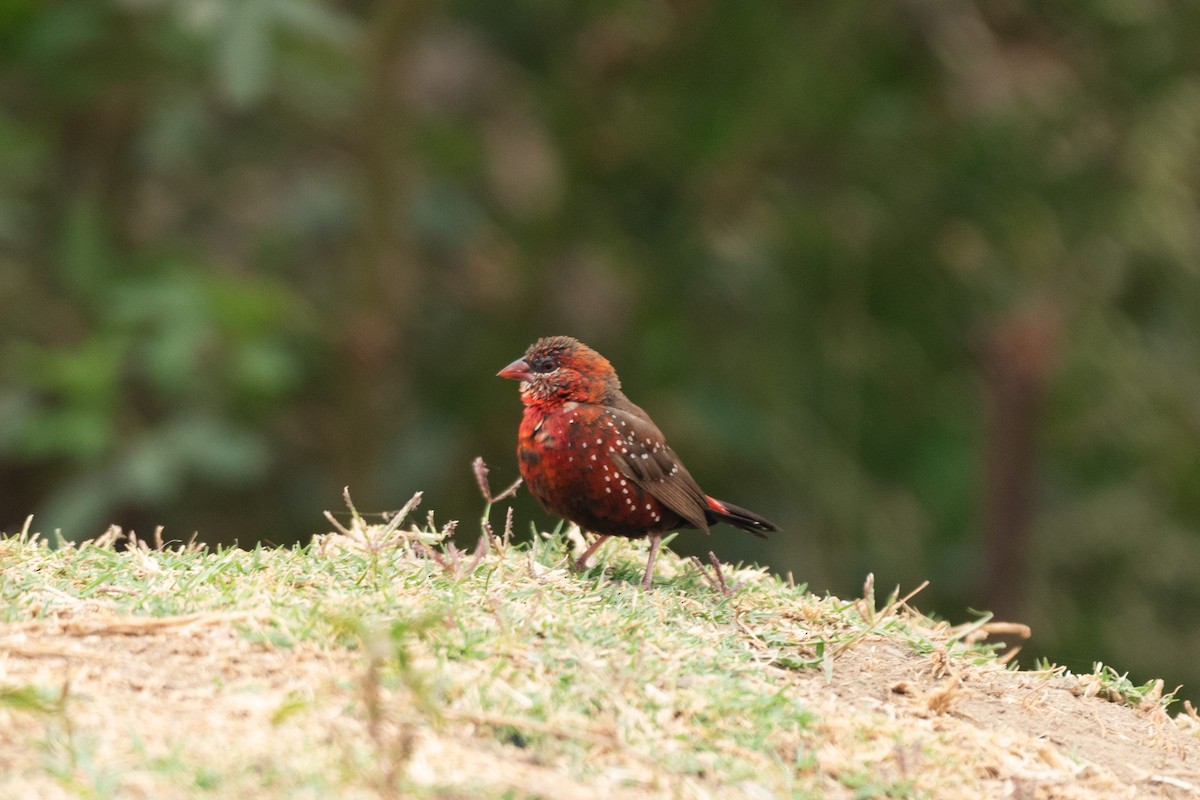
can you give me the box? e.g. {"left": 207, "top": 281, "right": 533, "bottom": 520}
{"left": 602, "top": 401, "right": 711, "bottom": 532}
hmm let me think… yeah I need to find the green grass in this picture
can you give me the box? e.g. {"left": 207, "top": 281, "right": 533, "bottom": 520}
{"left": 0, "top": 486, "right": 1194, "bottom": 799}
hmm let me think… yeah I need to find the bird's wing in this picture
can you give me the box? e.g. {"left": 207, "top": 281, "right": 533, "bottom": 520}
{"left": 604, "top": 402, "right": 711, "bottom": 532}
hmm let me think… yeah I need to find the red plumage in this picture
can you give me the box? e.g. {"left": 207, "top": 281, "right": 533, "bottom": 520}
{"left": 498, "top": 336, "right": 779, "bottom": 589}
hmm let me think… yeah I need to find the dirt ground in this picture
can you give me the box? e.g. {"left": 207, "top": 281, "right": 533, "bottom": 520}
{"left": 1, "top": 604, "right": 1199, "bottom": 799}
{"left": 826, "top": 641, "right": 1200, "bottom": 798}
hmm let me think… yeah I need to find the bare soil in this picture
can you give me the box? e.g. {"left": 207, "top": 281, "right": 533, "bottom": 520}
{"left": 827, "top": 641, "right": 1200, "bottom": 798}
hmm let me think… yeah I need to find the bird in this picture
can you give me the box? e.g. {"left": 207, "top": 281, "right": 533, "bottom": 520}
{"left": 498, "top": 336, "right": 779, "bottom": 589}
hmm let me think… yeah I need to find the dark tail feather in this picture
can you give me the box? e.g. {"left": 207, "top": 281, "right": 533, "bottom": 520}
{"left": 704, "top": 496, "right": 779, "bottom": 539}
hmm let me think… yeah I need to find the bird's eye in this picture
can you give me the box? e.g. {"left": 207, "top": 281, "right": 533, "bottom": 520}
{"left": 528, "top": 356, "right": 557, "bottom": 373}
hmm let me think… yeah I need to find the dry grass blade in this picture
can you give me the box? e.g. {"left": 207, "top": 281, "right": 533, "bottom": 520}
{"left": 689, "top": 551, "right": 738, "bottom": 596}
{"left": 316, "top": 489, "right": 450, "bottom": 556}
{"left": 60, "top": 611, "right": 269, "bottom": 636}
{"left": 473, "top": 456, "right": 523, "bottom": 504}
{"left": 412, "top": 535, "right": 488, "bottom": 580}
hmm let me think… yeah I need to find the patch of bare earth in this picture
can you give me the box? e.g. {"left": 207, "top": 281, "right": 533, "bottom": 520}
{"left": 821, "top": 642, "right": 1200, "bottom": 798}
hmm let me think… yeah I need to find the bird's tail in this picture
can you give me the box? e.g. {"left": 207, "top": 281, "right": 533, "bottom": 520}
{"left": 704, "top": 496, "right": 779, "bottom": 539}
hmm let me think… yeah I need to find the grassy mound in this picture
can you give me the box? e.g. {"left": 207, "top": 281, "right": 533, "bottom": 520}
{"left": 0, "top": 489, "right": 1197, "bottom": 799}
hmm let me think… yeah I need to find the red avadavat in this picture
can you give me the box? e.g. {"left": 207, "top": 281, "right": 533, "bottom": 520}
{"left": 499, "top": 336, "right": 778, "bottom": 589}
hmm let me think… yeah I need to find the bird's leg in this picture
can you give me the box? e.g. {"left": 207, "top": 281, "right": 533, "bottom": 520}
{"left": 640, "top": 534, "right": 663, "bottom": 590}
{"left": 572, "top": 534, "right": 611, "bottom": 572}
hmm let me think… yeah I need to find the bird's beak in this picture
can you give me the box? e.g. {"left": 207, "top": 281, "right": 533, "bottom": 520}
{"left": 498, "top": 358, "right": 531, "bottom": 381}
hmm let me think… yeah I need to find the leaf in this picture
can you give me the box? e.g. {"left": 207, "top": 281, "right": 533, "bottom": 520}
{"left": 216, "top": 0, "right": 272, "bottom": 108}
{"left": 56, "top": 200, "right": 110, "bottom": 298}
{"left": 269, "top": 0, "right": 359, "bottom": 48}
{"left": 167, "top": 414, "right": 270, "bottom": 482}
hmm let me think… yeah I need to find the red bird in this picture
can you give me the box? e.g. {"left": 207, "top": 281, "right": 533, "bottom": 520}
{"left": 499, "top": 336, "right": 778, "bottom": 589}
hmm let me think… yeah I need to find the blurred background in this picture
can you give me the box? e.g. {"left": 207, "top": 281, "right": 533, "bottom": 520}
{"left": 3, "top": 0, "right": 1200, "bottom": 699}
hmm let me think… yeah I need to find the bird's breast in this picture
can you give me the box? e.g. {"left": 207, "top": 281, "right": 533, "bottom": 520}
{"left": 514, "top": 404, "right": 680, "bottom": 536}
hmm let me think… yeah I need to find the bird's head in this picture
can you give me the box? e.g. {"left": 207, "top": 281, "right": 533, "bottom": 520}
{"left": 498, "top": 336, "right": 619, "bottom": 406}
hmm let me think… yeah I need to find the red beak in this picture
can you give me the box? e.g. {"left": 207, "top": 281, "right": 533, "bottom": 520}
{"left": 498, "top": 358, "right": 531, "bottom": 381}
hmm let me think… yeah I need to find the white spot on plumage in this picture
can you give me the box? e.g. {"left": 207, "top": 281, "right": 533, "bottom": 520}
{"left": 591, "top": 454, "right": 597, "bottom": 461}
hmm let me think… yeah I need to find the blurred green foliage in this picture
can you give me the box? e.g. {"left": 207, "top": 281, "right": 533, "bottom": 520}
{"left": 2, "top": 0, "right": 1200, "bottom": 698}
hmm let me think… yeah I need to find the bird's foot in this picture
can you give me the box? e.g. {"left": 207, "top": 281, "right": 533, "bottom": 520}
{"left": 572, "top": 534, "right": 611, "bottom": 573}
